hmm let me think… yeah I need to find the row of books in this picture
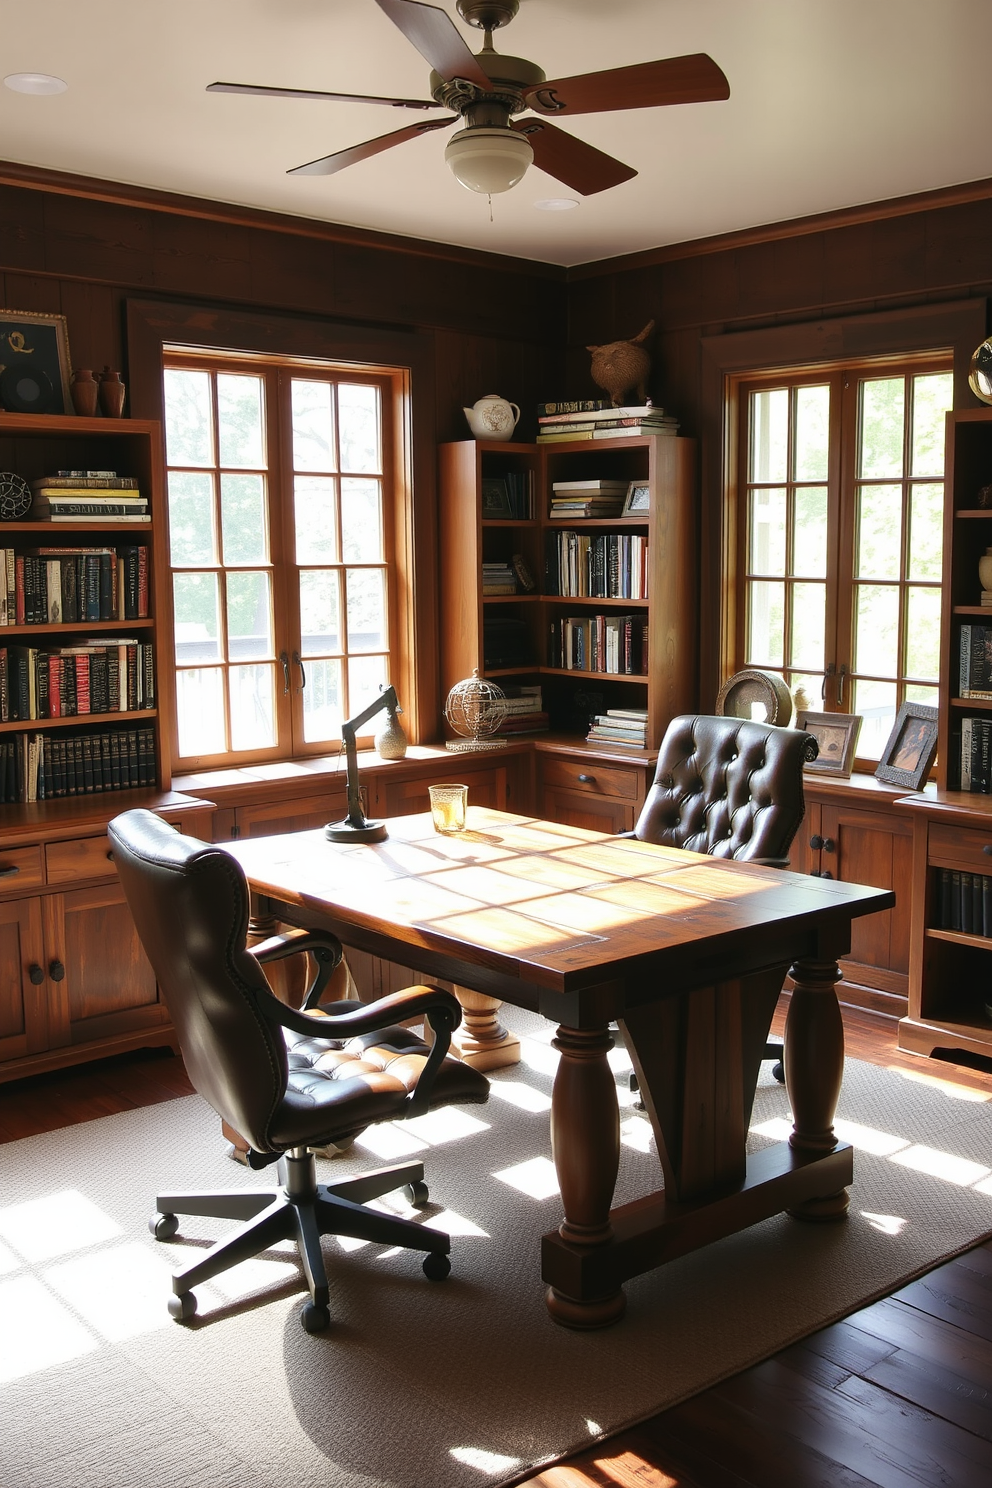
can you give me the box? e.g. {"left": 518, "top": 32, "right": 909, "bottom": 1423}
{"left": 538, "top": 403, "right": 679, "bottom": 443}
{"left": 29, "top": 470, "right": 149, "bottom": 523}
{"left": 0, "top": 546, "right": 149, "bottom": 626}
{"left": 494, "top": 684, "right": 548, "bottom": 735}
{"left": 550, "top": 478, "right": 628, "bottom": 518}
{"left": 586, "top": 708, "right": 649, "bottom": 748}
{"left": 934, "top": 868, "right": 992, "bottom": 937}
{"left": 482, "top": 562, "right": 517, "bottom": 596}
{"left": 0, "top": 726, "right": 156, "bottom": 802}
{"left": 959, "top": 716, "right": 992, "bottom": 792}
{"left": 0, "top": 642, "right": 155, "bottom": 722}
{"left": 545, "top": 531, "right": 649, "bottom": 599}
{"left": 959, "top": 622, "right": 992, "bottom": 698}
{"left": 547, "top": 614, "right": 647, "bottom": 675}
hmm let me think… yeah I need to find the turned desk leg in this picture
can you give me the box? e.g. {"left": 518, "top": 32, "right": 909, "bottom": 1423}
{"left": 546, "top": 1023, "right": 625, "bottom": 1328}
{"left": 451, "top": 986, "right": 521, "bottom": 1070}
{"left": 785, "top": 956, "right": 849, "bottom": 1221}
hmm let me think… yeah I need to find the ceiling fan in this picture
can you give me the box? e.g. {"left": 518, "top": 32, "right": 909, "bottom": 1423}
{"left": 208, "top": 0, "right": 730, "bottom": 198}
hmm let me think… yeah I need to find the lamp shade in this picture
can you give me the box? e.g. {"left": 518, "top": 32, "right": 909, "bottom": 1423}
{"left": 444, "top": 127, "right": 534, "bottom": 195}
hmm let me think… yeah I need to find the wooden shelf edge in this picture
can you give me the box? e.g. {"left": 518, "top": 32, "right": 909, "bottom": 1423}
{"left": 0, "top": 710, "right": 157, "bottom": 734}
{"left": 926, "top": 926, "right": 992, "bottom": 949}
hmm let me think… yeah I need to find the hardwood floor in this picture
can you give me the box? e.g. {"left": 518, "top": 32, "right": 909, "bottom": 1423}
{"left": 3, "top": 1005, "right": 991, "bottom": 1487}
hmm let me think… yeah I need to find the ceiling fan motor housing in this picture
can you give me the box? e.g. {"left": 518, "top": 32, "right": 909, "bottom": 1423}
{"left": 456, "top": 0, "right": 520, "bottom": 30}
{"left": 431, "top": 48, "right": 545, "bottom": 116}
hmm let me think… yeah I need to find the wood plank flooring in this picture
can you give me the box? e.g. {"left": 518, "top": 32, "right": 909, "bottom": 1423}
{"left": 3, "top": 1005, "right": 991, "bottom": 1487}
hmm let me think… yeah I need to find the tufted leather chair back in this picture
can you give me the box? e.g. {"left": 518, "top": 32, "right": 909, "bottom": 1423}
{"left": 633, "top": 714, "right": 816, "bottom": 865}
{"left": 109, "top": 809, "right": 290, "bottom": 1153}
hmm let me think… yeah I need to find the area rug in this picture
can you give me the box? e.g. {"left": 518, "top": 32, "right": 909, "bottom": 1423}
{"left": 3, "top": 1009, "right": 992, "bottom": 1488}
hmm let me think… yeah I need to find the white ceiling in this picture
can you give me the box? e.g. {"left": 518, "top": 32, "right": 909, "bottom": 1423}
{"left": 2, "top": 0, "right": 992, "bottom": 268}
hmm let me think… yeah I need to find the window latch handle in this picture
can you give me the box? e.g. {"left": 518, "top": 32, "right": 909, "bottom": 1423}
{"left": 292, "top": 651, "right": 307, "bottom": 693}
{"left": 821, "top": 662, "right": 835, "bottom": 703}
{"left": 279, "top": 651, "right": 290, "bottom": 696}
{"left": 837, "top": 663, "right": 848, "bottom": 708}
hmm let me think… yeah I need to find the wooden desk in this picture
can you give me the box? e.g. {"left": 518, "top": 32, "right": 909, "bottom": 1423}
{"left": 228, "top": 808, "right": 894, "bottom": 1329}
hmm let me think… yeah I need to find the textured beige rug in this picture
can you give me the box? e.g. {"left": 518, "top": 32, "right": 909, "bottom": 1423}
{"left": 2, "top": 1008, "right": 992, "bottom": 1488}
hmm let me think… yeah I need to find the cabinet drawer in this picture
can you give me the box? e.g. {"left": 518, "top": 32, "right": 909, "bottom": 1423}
{"left": 541, "top": 757, "right": 640, "bottom": 800}
{"left": 46, "top": 834, "right": 117, "bottom": 885}
{"left": 928, "top": 823, "right": 992, "bottom": 873}
{"left": 0, "top": 844, "right": 44, "bottom": 894}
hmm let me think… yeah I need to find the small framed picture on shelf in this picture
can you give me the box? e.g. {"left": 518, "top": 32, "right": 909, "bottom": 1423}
{"left": 874, "top": 701, "right": 939, "bottom": 789}
{"left": 481, "top": 476, "right": 512, "bottom": 518}
{"left": 796, "top": 711, "right": 862, "bottom": 777}
{"left": 622, "top": 480, "right": 650, "bottom": 515}
{"left": 0, "top": 309, "right": 72, "bottom": 415}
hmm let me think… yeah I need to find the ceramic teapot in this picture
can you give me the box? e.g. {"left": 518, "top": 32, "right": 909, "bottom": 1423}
{"left": 463, "top": 393, "right": 520, "bottom": 442}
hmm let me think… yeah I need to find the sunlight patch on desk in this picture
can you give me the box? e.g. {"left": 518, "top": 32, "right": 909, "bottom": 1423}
{"left": 0, "top": 1190, "right": 123, "bottom": 1262}
{"left": 0, "top": 1274, "right": 98, "bottom": 1381}
{"left": 489, "top": 1080, "right": 552, "bottom": 1113}
{"left": 861, "top": 1212, "right": 908, "bottom": 1236}
{"left": 889, "top": 1145, "right": 992, "bottom": 1187}
{"left": 494, "top": 1156, "right": 560, "bottom": 1200}
{"left": 450, "top": 1445, "right": 524, "bottom": 1473}
{"left": 404, "top": 1108, "right": 490, "bottom": 1144}
{"left": 43, "top": 1242, "right": 174, "bottom": 1341}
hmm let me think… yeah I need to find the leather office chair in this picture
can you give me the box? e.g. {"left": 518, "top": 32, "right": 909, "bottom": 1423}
{"left": 626, "top": 714, "right": 818, "bottom": 1082}
{"left": 108, "top": 808, "right": 489, "bottom": 1334}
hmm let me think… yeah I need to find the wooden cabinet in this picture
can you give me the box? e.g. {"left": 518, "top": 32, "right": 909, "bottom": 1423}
{"left": 537, "top": 744, "right": 651, "bottom": 834}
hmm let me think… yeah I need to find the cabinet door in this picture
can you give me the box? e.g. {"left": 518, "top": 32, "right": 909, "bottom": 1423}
{"left": 375, "top": 764, "right": 510, "bottom": 818}
{"left": 820, "top": 801, "right": 913, "bottom": 1009}
{"left": 542, "top": 786, "right": 635, "bottom": 834}
{"left": 0, "top": 896, "right": 46, "bottom": 1063}
{"left": 42, "top": 883, "right": 163, "bottom": 1048}
{"left": 234, "top": 789, "right": 348, "bottom": 839}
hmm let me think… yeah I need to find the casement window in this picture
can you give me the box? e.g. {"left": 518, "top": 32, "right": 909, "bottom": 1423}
{"left": 162, "top": 352, "right": 398, "bottom": 769}
{"left": 735, "top": 358, "right": 953, "bottom": 762}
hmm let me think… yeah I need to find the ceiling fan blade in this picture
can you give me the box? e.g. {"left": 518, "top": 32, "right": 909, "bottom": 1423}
{"left": 288, "top": 115, "right": 455, "bottom": 177}
{"left": 207, "top": 80, "right": 440, "bottom": 111}
{"left": 525, "top": 53, "right": 730, "bottom": 116}
{"left": 375, "top": 0, "right": 491, "bottom": 89}
{"left": 512, "top": 118, "right": 635, "bottom": 196}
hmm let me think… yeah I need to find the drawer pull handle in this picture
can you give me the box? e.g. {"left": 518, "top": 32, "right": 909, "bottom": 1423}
{"left": 49, "top": 960, "right": 65, "bottom": 983}
{"left": 823, "top": 837, "right": 836, "bottom": 853}
{"left": 106, "top": 850, "right": 115, "bottom": 862}
{"left": 984, "top": 845, "right": 992, "bottom": 857}
{"left": 0, "top": 865, "right": 20, "bottom": 878}
{"left": 809, "top": 868, "right": 822, "bottom": 878}
{"left": 821, "top": 870, "right": 834, "bottom": 880}
{"left": 577, "top": 773, "right": 595, "bottom": 784}
{"left": 809, "top": 834, "right": 824, "bottom": 850}
{"left": 28, "top": 964, "right": 44, "bottom": 985}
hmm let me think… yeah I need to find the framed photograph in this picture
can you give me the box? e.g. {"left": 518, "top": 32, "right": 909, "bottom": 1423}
{"left": 622, "top": 480, "right": 650, "bottom": 515}
{"left": 796, "top": 711, "right": 863, "bottom": 777}
{"left": 874, "top": 701, "right": 939, "bottom": 790}
{"left": 0, "top": 310, "right": 72, "bottom": 415}
{"left": 481, "top": 476, "right": 512, "bottom": 518}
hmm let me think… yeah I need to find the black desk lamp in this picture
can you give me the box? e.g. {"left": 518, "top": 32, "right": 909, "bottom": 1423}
{"left": 324, "top": 685, "right": 402, "bottom": 843}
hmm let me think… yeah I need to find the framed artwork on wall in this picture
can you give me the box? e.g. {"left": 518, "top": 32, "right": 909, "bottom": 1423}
{"left": 0, "top": 310, "right": 72, "bottom": 415}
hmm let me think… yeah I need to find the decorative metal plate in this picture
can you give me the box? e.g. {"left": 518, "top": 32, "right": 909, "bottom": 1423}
{"left": 0, "top": 470, "right": 32, "bottom": 521}
{"left": 715, "top": 668, "right": 794, "bottom": 726}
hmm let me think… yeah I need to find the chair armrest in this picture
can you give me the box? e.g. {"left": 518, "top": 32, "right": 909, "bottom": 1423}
{"left": 248, "top": 927, "right": 342, "bottom": 1010}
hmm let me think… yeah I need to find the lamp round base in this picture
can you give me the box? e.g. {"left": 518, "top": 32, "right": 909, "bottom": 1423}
{"left": 323, "top": 820, "right": 388, "bottom": 843}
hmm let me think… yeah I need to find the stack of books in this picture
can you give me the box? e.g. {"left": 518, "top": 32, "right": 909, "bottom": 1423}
{"left": 482, "top": 561, "right": 517, "bottom": 595}
{"left": 537, "top": 403, "right": 679, "bottom": 443}
{"left": 495, "top": 684, "right": 548, "bottom": 736}
{"left": 934, "top": 867, "right": 992, "bottom": 936}
{"left": 586, "top": 708, "right": 649, "bottom": 748}
{"left": 959, "top": 622, "right": 992, "bottom": 697}
{"left": 550, "top": 479, "right": 628, "bottom": 518}
{"left": 29, "top": 470, "right": 150, "bottom": 523}
{"left": 0, "top": 545, "right": 148, "bottom": 626}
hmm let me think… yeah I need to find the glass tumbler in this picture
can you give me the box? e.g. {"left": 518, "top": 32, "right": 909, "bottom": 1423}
{"left": 429, "top": 784, "right": 468, "bottom": 834}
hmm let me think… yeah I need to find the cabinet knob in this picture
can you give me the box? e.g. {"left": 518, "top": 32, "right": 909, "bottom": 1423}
{"left": 821, "top": 870, "right": 834, "bottom": 880}
{"left": 809, "top": 868, "right": 822, "bottom": 878}
{"left": 809, "top": 834, "right": 824, "bottom": 850}
{"left": 28, "top": 964, "right": 44, "bottom": 985}
{"left": 0, "top": 864, "right": 19, "bottom": 878}
{"left": 49, "top": 960, "right": 66, "bottom": 982}
{"left": 984, "top": 844, "right": 992, "bottom": 856}
{"left": 106, "top": 849, "right": 115, "bottom": 862}
{"left": 822, "top": 837, "right": 836, "bottom": 853}
{"left": 577, "top": 773, "right": 595, "bottom": 784}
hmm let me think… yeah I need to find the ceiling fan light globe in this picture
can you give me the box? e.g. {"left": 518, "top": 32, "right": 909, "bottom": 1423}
{"left": 444, "top": 127, "right": 533, "bottom": 194}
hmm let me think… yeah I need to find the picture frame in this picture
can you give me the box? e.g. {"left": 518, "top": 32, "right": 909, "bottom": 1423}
{"left": 796, "top": 711, "right": 863, "bottom": 777}
{"left": 481, "top": 475, "right": 512, "bottom": 518}
{"left": 622, "top": 479, "right": 650, "bottom": 515}
{"left": 0, "top": 309, "right": 72, "bottom": 415}
{"left": 874, "top": 701, "right": 939, "bottom": 790}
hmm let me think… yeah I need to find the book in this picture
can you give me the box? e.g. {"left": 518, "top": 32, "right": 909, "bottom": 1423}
{"left": 536, "top": 400, "right": 611, "bottom": 417}
{"left": 960, "top": 623, "right": 992, "bottom": 697}
{"left": 31, "top": 500, "right": 149, "bottom": 517}
{"left": 42, "top": 513, "right": 151, "bottom": 524}
{"left": 34, "top": 474, "right": 139, "bottom": 489}
{"left": 32, "top": 489, "right": 145, "bottom": 502}
{"left": 552, "top": 479, "right": 629, "bottom": 493}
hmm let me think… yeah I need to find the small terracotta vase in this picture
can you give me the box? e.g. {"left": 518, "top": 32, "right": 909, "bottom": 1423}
{"left": 70, "top": 368, "right": 100, "bottom": 417}
{"left": 98, "top": 366, "right": 126, "bottom": 419}
{"left": 979, "top": 546, "right": 992, "bottom": 595}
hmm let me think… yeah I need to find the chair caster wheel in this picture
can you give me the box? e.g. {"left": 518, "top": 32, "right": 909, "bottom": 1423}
{"left": 423, "top": 1251, "right": 450, "bottom": 1281}
{"left": 150, "top": 1213, "right": 179, "bottom": 1241}
{"left": 168, "top": 1291, "right": 197, "bottom": 1322}
{"left": 772, "top": 1061, "right": 785, "bottom": 1084}
{"left": 301, "top": 1301, "right": 330, "bottom": 1333}
{"left": 404, "top": 1179, "right": 429, "bottom": 1207}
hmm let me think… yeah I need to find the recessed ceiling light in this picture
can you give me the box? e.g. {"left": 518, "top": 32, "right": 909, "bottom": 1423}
{"left": 4, "top": 73, "right": 68, "bottom": 96}
{"left": 533, "top": 198, "right": 579, "bottom": 212}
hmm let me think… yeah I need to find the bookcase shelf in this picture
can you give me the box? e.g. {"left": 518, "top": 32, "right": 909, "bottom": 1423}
{"left": 0, "top": 708, "right": 157, "bottom": 735}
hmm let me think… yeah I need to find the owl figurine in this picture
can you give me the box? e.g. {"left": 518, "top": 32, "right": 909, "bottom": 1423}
{"left": 587, "top": 320, "right": 655, "bottom": 407}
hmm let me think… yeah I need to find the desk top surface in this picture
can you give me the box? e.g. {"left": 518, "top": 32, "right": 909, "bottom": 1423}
{"left": 228, "top": 808, "right": 894, "bottom": 998}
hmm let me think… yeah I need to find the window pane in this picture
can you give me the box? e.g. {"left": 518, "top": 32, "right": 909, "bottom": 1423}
{"left": 349, "top": 655, "right": 388, "bottom": 719}
{"left": 790, "top": 582, "right": 826, "bottom": 671}
{"left": 794, "top": 487, "right": 828, "bottom": 577}
{"left": 793, "top": 385, "right": 829, "bottom": 481}
{"left": 220, "top": 474, "right": 267, "bottom": 565}
{"left": 749, "top": 389, "right": 788, "bottom": 483}
{"left": 747, "top": 580, "right": 784, "bottom": 667}
{"left": 299, "top": 570, "right": 341, "bottom": 656}
{"left": 295, "top": 477, "right": 339, "bottom": 563}
{"left": 341, "top": 479, "right": 383, "bottom": 563}
{"left": 346, "top": 568, "right": 386, "bottom": 653}
{"left": 229, "top": 663, "right": 275, "bottom": 751}
{"left": 857, "top": 485, "right": 902, "bottom": 580}
{"left": 217, "top": 374, "right": 264, "bottom": 469}
{"left": 905, "top": 586, "right": 941, "bottom": 679}
{"left": 749, "top": 489, "right": 786, "bottom": 576}
{"left": 854, "top": 583, "right": 899, "bottom": 676}
{"left": 168, "top": 471, "right": 216, "bottom": 566}
{"left": 173, "top": 573, "right": 221, "bottom": 664}
{"left": 226, "top": 571, "right": 272, "bottom": 661}
{"left": 789, "top": 673, "right": 822, "bottom": 714}
{"left": 859, "top": 378, "right": 904, "bottom": 478}
{"left": 905, "top": 683, "right": 938, "bottom": 709}
{"left": 911, "top": 373, "right": 953, "bottom": 477}
{"left": 292, "top": 381, "right": 337, "bottom": 473}
{"left": 176, "top": 668, "right": 226, "bottom": 756}
{"left": 302, "top": 657, "right": 342, "bottom": 742}
{"left": 908, "top": 483, "right": 943, "bottom": 581}
{"left": 164, "top": 368, "right": 213, "bottom": 467}
{"left": 338, "top": 384, "right": 381, "bottom": 474}
{"left": 851, "top": 678, "right": 897, "bottom": 762}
